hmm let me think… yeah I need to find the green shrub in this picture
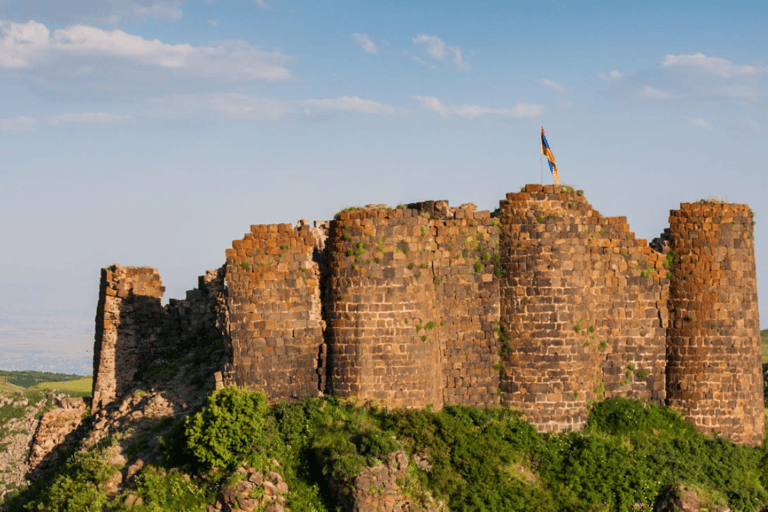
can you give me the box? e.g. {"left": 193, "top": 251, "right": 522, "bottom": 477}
{"left": 185, "top": 387, "right": 268, "bottom": 469}
{"left": 586, "top": 397, "right": 698, "bottom": 439}
{"left": 115, "top": 465, "right": 209, "bottom": 511}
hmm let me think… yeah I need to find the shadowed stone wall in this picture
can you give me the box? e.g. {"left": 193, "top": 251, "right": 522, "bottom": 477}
{"left": 92, "top": 265, "right": 225, "bottom": 410}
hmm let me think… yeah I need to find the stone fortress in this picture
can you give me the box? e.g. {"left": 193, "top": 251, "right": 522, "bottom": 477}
{"left": 91, "top": 184, "right": 764, "bottom": 446}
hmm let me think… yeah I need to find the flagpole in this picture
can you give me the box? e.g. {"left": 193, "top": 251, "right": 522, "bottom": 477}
{"left": 539, "top": 125, "right": 543, "bottom": 185}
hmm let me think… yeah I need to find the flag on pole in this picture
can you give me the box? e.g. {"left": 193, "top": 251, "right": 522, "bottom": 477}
{"left": 540, "top": 126, "right": 561, "bottom": 185}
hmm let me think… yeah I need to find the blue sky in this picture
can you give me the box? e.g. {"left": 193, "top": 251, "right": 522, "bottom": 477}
{"left": 1, "top": 0, "right": 767, "bottom": 374}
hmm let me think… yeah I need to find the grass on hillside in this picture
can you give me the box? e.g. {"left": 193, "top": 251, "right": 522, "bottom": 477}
{"left": 0, "top": 379, "right": 25, "bottom": 395}
{"left": 0, "top": 370, "right": 87, "bottom": 388}
{"left": 28, "top": 377, "right": 92, "bottom": 397}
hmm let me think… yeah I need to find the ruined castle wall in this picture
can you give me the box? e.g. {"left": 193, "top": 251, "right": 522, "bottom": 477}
{"left": 92, "top": 265, "right": 228, "bottom": 410}
{"left": 92, "top": 265, "right": 165, "bottom": 409}
{"left": 666, "top": 202, "right": 764, "bottom": 445}
{"left": 91, "top": 187, "right": 763, "bottom": 447}
{"left": 225, "top": 222, "right": 324, "bottom": 401}
{"left": 497, "top": 185, "right": 667, "bottom": 432}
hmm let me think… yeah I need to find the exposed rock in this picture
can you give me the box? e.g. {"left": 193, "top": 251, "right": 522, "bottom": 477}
{"left": 654, "top": 485, "right": 700, "bottom": 512}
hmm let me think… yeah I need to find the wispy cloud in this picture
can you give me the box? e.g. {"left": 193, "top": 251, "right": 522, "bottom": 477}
{"left": 661, "top": 53, "right": 766, "bottom": 78}
{"left": 46, "top": 112, "right": 132, "bottom": 126}
{"left": 686, "top": 116, "right": 714, "bottom": 131}
{"left": 0, "top": 115, "right": 36, "bottom": 133}
{"left": 147, "top": 93, "right": 293, "bottom": 121}
{"left": 639, "top": 85, "right": 675, "bottom": 101}
{"left": 0, "top": 20, "right": 293, "bottom": 82}
{"left": 541, "top": 79, "right": 568, "bottom": 92}
{"left": 298, "top": 96, "right": 396, "bottom": 115}
{"left": 412, "top": 34, "right": 469, "bottom": 71}
{"left": 254, "top": 0, "right": 269, "bottom": 8}
{"left": 598, "top": 70, "right": 624, "bottom": 81}
{"left": 413, "top": 96, "right": 541, "bottom": 119}
{"left": 146, "top": 94, "right": 398, "bottom": 121}
{"left": 352, "top": 33, "right": 378, "bottom": 55}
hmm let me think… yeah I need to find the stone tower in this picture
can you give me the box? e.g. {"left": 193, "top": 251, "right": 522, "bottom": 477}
{"left": 666, "top": 202, "right": 764, "bottom": 445}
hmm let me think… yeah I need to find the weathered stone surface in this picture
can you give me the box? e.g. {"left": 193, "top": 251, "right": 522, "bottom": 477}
{"left": 666, "top": 203, "right": 764, "bottom": 446}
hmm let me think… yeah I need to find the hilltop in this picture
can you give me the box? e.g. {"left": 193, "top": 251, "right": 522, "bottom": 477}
{"left": 2, "top": 187, "right": 767, "bottom": 511}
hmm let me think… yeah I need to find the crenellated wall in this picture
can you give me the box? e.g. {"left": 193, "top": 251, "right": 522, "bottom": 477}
{"left": 92, "top": 185, "right": 763, "bottom": 445}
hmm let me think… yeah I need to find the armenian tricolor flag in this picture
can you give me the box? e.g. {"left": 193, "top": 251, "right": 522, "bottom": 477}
{"left": 540, "top": 126, "right": 560, "bottom": 185}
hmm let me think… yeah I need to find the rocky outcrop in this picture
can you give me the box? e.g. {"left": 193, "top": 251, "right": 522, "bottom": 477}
{"left": 0, "top": 394, "right": 46, "bottom": 502}
{"left": 210, "top": 465, "right": 290, "bottom": 512}
{"left": 327, "top": 451, "right": 445, "bottom": 512}
{"left": 26, "top": 396, "right": 89, "bottom": 479}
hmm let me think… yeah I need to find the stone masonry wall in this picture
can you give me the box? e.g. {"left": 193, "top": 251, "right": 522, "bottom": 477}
{"left": 325, "top": 202, "right": 500, "bottom": 408}
{"left": 224, "top": 221, "right": 325, "bottom": 401}
{"left": 92, "top": 187, "right": 763, "bottom": 446}
{"left": 497, "top": 185, "right": 667, "bottom": 432}
{"left": 666, "top": 202, "right": 764, "bottom": 445}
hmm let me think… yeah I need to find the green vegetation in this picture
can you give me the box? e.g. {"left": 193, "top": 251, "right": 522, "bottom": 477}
{"left": 28, "top": 377, "right": 92, "bottom": 397}
{"left": 7, "top": 389, "right": 768, "bottom": 512}
{"left": 761, "top": 329, "right": 768, "bottom": 364}
{"left": 0, "top": 370, "right": 86, "bottom": 388}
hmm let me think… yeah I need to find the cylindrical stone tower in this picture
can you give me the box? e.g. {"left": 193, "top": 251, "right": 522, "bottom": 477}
{"left": 666, "top": 202, "right": 764, "bottom": 445}
{"left": 325, "top": 208, "right": 444, "bottom": 408}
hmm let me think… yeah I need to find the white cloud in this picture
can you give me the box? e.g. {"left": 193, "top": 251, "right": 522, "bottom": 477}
{"left": 541, "top": 79, "right": 568, "bottom": 92}
{"left": 207, "top": 19, "right": 219, "bottom": 27}
{"left": 254, "top": 0, "right": 269, "bottom": 8}
{"left": 46, "top": 112, "right": 132, "bottom": 126}
{"left": 598, "top": 70, "right": 624, "bottom": 81}
{"left": 352, "top": 33, "right": 378, "bottom": 55}
{"left": 298, "top": 96, "right": 396, "bottom": 115}
{"left": 450, "top": 47, "right": 469, "bottom": 71}
{"left": 639, "top": 85, "right": 674, "bottom": 101}
{"left": 0, "top": 115, "right": 35, "bottom": 132}
{"left": 661, "top": 53, "right": 766, "bottom": 78}
{"left": 413, "top": 34, "right": 445, "bottom": 60}
{"left": 411, "top": 56, "right": 436, "bottom": 71}
{"left": 413, "top": 96, "right": 542, "bottom": 119}
{"left": 0, "top": 19, "right": 293, "bottom": 82}
{"left": 412, "top": 34, "right": 469, "bottom": 71}
{"left": 132, "top": 1, "right": 182, "bottom": 20}
{"left": 0, "top": 20, "right": 50, "bottom": 68}
{"left": 686, "top": 116, "right": 713, "bottom": 131}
